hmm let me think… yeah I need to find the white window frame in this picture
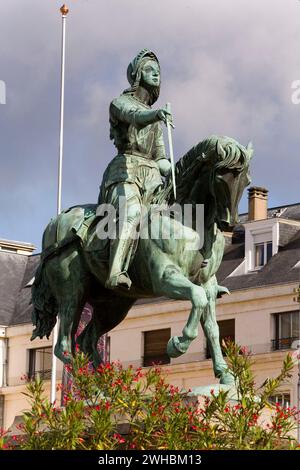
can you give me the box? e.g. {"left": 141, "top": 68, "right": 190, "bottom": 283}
{"left": 254, "top": 241, "right": 272, "bottom": 268}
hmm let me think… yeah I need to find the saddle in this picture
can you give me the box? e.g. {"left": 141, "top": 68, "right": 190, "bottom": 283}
{"left": 41, "top": 204, "right": 110, "bottom": 263}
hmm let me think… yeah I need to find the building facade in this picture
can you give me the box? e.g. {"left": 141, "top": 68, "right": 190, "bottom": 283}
{"left": 0, "top": 239, "right": 63, "bottom": 429}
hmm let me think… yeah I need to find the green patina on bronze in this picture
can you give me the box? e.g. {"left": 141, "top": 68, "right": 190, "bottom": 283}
{"left": 31, "top": 50, "right": 253, "bottom": 385}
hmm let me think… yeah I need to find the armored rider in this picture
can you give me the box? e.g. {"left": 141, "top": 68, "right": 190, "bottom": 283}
{"left": 98, "top": 49, "right": 172, "bottom": 290}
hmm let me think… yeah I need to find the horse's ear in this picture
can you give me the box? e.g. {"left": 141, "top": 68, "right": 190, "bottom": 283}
{"left": 216, "top": 141, "right": 226, "bottom": 160}
{"left": 246, "top": 141, "right": 254, "bottom": 159}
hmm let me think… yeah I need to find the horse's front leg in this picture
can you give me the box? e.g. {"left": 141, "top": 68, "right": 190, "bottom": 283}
{"left": 201, "top": 276, "right": 234, "bottom": 384}
{"left": 152, "top": 264, "right": 208, "bottom": 358}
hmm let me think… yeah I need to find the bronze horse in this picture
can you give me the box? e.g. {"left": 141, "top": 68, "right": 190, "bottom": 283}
{"left": 31, "top": 135, "right": 252, "bottom": 384}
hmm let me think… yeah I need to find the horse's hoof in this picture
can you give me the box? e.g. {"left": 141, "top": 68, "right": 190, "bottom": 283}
{"left": 217, "top": 285, "right": 230, "bottom": 299}
{"left": 167, "top": 336, "right": 187, "bottom": 358}
{"left": 219, "top": 370, "right": 235, "bottom": 385}
{"left": 105, "top": 272, "right": 132, "bottom": 290}
{"left": 54, "top": 345, "right": 71, "bottom": 365}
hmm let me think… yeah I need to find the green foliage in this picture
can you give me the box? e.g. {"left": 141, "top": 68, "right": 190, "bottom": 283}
{"left": 1, "top": 342, "right": 299, "bottom": 450}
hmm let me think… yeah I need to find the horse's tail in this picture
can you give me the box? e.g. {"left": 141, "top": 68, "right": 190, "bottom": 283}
{"left": 31, "top": 218, "right": 59, "bottom": 341}
{"left": 30, "top": 207, "right": 80, "bottom": 342}
{"left": 31, "top": 262, "right": 58, "bottom": 341}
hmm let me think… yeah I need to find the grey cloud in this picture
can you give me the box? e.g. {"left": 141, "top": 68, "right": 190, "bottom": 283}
{"left": 0, "top": 0, "right": 299, "bottom": 249}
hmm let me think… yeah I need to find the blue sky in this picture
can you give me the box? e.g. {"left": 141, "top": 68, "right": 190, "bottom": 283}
{"left": 0, "top": 0, "right": 300, "bottom": 251}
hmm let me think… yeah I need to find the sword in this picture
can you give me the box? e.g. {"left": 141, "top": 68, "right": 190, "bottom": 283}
{"left": 165, "top": 102, "right": 177, "bottom": 200}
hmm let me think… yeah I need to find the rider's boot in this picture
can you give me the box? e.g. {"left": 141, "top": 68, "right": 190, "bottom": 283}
{"left": 105, "top": 219, "right": 138, "bottom": 290}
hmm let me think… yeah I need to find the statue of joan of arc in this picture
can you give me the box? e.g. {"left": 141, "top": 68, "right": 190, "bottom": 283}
{"left": 99, "top": 49, "right": 172, "bottom": 290}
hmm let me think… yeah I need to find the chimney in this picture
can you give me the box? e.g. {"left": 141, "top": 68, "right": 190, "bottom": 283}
{"left": 248, "top": 186, "right": 268, "bottom": 221}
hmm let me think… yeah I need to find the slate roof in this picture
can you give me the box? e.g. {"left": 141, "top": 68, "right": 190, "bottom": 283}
{"left": 13, "top": 254, "right": 40, "bottom": 326}
{"left": 219, "top": 203, "right": 300, "bottom": 290}
{"left": 1, "top": 202, "right": 300, "bottom": 325}
{"left": 218, "top": 230, "right": 300, "bottom": 290}
{"left": 238, "top": 202, "right": 300, "bottom": 224}
{"left": 0, "top": 252, "right": 39, "bottom": 326}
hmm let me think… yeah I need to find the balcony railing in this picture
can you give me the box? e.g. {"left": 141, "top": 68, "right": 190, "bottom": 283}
{"left": 271, "top": 337, "right": 299, "bottom": 351}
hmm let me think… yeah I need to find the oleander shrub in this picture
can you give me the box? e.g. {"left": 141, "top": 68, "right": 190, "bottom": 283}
{"left": 1, "top": 341, "right": 299, "bottom": 450}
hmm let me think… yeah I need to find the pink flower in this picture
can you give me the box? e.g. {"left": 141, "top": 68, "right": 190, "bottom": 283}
{"left": 113, "top": 433, "right": 125, "bottom": 444}
{"left": 240, "top": 346, "right": 248, "bottom": 355}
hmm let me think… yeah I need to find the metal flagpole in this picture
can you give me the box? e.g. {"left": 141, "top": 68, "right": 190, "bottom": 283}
{"left": 50, "top": 4, "right": 69, "bottom": 404}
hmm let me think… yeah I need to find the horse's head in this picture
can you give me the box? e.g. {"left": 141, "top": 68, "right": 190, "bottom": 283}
{"left": 162, "top": 135, "right": 253, "bottom": 231}
{"left": 206, "top": 136, "right": 253, "bottom": 230}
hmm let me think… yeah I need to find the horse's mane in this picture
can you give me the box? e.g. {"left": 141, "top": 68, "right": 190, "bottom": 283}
{"left": 154, "top": 135, "right": 252, "bottom": 205}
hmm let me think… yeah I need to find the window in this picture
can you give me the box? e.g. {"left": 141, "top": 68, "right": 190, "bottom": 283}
{"left": 28, "top": 347, "right": 52, "bottom": 380}
{"left": 269, "top": 393, "right": 291, "bottom": 409}
{"left": 272, "top": 311, "right": 300, "bottom": 350}
{"left": 244, "top": 219, "right": 279, "bottom": 273}
{"left": 206, "top": 319, "right": 235, "bottom": 359}
{"left": 143, "top": 329, "right": 171, "bottom": 367}
{"left": 254, "top": 241, "right": 272, "bottom": 268}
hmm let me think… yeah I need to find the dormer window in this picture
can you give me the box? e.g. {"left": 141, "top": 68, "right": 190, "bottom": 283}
{"left": 254, "top": 241, "right": 272, "bottom": 268}
{"left": 230, "top": 187, "right": 300, "bottom": 277}
{"left": 244, "top": 219, "right": 278, "bottom": 273}
{"left": 242, "top": 186, "right": 277, "bottom": 272}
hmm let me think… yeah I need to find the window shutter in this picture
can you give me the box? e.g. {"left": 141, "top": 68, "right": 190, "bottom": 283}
{"left": 143, "top": 329, "right": 171, "bottom": 367}
{"left": 206, "top": 319, "right": 235, "bottom": 359}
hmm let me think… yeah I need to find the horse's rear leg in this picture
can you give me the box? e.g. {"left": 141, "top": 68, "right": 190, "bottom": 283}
{"left": 47, "top": 249, "right": 88, "bottom": 363}
{"left": 76, "top": 295, "right": 136, "bottom": 367}
{"left": 152, "top": 264, "right": 208, "bottom": 358}
{"left": 55, "top": 292, "right": 86, "bottom": 363}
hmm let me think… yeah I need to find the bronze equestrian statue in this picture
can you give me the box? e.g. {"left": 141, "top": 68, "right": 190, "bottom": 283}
{"left": 31, "top": 49, "right": 253, "bottom": 385}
